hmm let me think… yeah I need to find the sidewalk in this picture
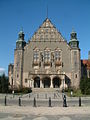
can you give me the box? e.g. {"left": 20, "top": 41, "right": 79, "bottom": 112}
{"left": 0, "top": 106, "right": 90, "bottom": 115}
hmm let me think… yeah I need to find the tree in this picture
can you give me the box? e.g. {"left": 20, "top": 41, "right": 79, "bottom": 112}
{"left": 80, "top": 76, "right": 90, "bottom": 95}
{"left": 0, "top": 74, "right": 9, "bottom": 93}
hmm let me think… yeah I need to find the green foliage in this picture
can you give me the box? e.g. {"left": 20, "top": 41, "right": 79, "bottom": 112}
{"left": 14, "top": 87, "right": 32, "bottom": 94}
{"left": 0, "top": 74, "right": 9, "bottom": 93}
{"left": 80, "top": 76, "right": 90, "bottom": 95}
{"left": 66, "top": 87, "right": 82, "bottom": 97}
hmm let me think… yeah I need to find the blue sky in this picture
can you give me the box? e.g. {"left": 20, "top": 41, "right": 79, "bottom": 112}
{"left": 0, "top": 0, "right": 90, "bottom": 75}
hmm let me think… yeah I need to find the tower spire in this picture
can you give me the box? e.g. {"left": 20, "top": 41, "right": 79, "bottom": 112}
{"left": 72, "top": 27, "right": 75, "bottom": 32}
{"left": 21, "top": 26, "right": 23, "bottom": 32}
{"left": 47, "top": 5, "right": 48, "bottom": 18}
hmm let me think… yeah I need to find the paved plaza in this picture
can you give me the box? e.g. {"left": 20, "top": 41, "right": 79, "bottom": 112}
{"left": 0, "top": 92, "right": 90, "bottom": 107}
{"left": 0, "top": 92, "right": 90, "bottom": 119}
{"left": 0, "top": 106, "right": 90, "bottom": 120}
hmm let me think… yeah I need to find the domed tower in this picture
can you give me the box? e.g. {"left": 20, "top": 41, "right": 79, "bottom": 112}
{"left": 16, "top": 30, "right": 26, "bottom": 49}
{"left": 13, "top": 29, "right": 26, "bottom": 89}
{"left": 69, "top": 30, "right": 79, "bottom": 48}
{"left": 69, "top": 30, "right": 81, "bottom": 89}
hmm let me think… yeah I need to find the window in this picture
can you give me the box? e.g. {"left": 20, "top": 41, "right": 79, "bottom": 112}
{"left": 45, "top": 35, "right": 48, "bottom": 39}
{"left": 75, "top": 74, "right": 77, "bottom": 78}
{"left": 46, "top": 22, "right": 49, "bottom": 27}
{"left": 33, "top": 49, "right": 39, "bottom": 61}
{"left": 40, "top": 35, "right": 43, "bottom": 39}
{"left": 17, "top": 74, "right": 19, "bottom": 78}
{"left": 25, "top": 79, "right": 27, "bottom": 83}
{"left": 51, "top": 35, "right": 54, "bottom": 38}
{"left": 55, "top": 50, "right": 61, "bottom": 60}
{"left": 45, "top": 29, "right": 48, "bottom": 33}
{"left": 44, "top": 49, "right": 50, "bottom": 62}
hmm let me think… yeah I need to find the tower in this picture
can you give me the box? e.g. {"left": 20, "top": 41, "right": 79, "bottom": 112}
{"left": 69, "top": 30, "right": 81, "bottom": 88}
{"left": 88, "top": 51, "right": 90, "bottom": 60}
{"left": 13, "top": 30, "right": 26, "bottom": 89}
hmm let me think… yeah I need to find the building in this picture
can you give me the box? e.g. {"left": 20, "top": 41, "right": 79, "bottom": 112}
{"left": 8, "top": 18, "right": 81, "bottom": 90}
{"left": 81, "top": 51, "right": 90, "bottom": 78}
{"left": 8, "top": 64, "right": 14, "bottom": 89}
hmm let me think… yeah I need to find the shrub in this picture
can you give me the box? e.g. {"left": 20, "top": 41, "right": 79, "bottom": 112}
{"left": 13, "top": 87, "right": 32, "bottom": 94}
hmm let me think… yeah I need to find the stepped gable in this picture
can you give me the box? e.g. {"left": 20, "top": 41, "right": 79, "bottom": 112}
{"left": 31, "top": 18, "right": 65, "bottom": 41}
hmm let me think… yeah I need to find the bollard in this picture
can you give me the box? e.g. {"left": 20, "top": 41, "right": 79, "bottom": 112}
{"left": 19, "top": 97, "right": 21, "bottom": 106}
{"left": 12, "top": 90, "right": 14, "bottom": 98}
{"left": 49, "top": 97, "right": 51, "bottom": 107}
{"left": 79, "top": 97, "right": 81, "bottom": 107}
{"left": 5, "top": 96, "right": 7, "bottom": 106}
{"left": 33, "top": 97, "right": 36, "bottom": 107}
{"left": 63, "top": 95, "right": 67, "bottom": 107}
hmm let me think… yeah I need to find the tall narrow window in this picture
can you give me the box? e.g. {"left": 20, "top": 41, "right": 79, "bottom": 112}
{"left": 55, "top": 50, "right": 61, "bottom": 61}
{"left": 33, "top": 48, "right": 39, "bottom": 62}
{"left": 44, "top": 48, "right": 51, "bottom": 64}
{"left": 55, "top": 48, "right": 62, "bottom": 66}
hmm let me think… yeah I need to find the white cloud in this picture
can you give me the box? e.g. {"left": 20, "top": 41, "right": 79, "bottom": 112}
{"left": 0, "top": 68, "right": 5, "bottom": 72}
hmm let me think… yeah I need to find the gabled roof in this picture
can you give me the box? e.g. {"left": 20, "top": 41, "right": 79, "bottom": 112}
{"left": 30, "top": 18, "right": 65, "bottom": 42}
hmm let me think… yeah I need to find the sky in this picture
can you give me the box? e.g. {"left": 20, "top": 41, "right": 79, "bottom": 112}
{"left": 0, "top": 0, "right": 90, "bottom": 75}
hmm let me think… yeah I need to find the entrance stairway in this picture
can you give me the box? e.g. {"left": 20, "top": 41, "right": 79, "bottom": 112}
{"left": 31, "top": 88, "right": 62, "bottom": 99}
{"left": 32, "top": 88, "right": 60, "bottom": 92}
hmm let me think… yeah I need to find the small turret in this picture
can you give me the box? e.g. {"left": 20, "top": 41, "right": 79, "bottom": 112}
{"left": 69, "top": 30, "right": 79, "bottom": 48}
{"left": 16, "top": 29, "right": 26, "bottom": 49}
{"left": 18, "top": 30, "right": 24, "bottom": 40}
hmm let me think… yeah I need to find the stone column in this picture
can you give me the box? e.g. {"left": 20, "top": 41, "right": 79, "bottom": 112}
{"left": 60, "top": 79, "right": 65, "bottom": 90}
{"left": 50, "top": 78, "right": 53, "bottom": 88}
{"left": 31, "top": 79, "right": 34, "bottom": 88}
{"left": 40, "top": 80, "right": 43, "bottom": 88}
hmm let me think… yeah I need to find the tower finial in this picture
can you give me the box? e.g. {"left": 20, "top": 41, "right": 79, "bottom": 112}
{"left": 72, "top": 27, "right": 75, "bottom": 33}
{"left": 47, "top": 5, "right": 48, "bottom": 18}
{"left": 21, "top": 26, "right": 23, "bottom": 32}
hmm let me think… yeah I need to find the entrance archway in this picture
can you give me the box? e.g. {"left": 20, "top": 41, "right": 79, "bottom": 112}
{"left": 34, "top": 76, "right": 40, "bottom": 88}
{"left": 42, "top": 77, "right": 51, "bottom": 88}
{"left": 53, "top": 76, "right": 61, "bottom": 88}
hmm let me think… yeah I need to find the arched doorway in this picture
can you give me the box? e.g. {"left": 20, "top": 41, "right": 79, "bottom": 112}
{"left": 42, "top": 77, "right": 51, "bottom": 88}
{"left": 53, "top": 76, "right": 61, "bottom": 88}
{"left": 34, "top": 76, "right": 40, "bottom": 88}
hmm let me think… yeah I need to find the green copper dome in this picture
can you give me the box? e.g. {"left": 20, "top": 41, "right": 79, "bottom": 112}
{"left": 69, "top": 30, "right": 79, "bottom": 48}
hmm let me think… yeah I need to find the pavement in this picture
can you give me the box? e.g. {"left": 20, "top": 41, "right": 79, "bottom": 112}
{"left": 0, "top": 106, "right": 90, "bottom": 120}
{"left": 0, "top": 92, "right": 90, "bottom": 119}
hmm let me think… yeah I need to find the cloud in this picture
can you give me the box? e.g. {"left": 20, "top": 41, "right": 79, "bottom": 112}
{"left": 0, "top": 68, "right": 5, "bottom": 72}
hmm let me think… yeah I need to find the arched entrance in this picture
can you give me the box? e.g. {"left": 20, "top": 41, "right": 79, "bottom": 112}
{"left": 53, "top": 76, "right": 61, "bottom": 88}
{"left": 34, "top": 76, "right": 40, "bottom": 88}
{"left": 42, "top": 77, "right": 51, "bottom": 88}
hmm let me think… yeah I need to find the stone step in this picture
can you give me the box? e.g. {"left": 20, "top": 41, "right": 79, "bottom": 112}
{"left": 32, "top": 88, "right": 60, "bottom": 93}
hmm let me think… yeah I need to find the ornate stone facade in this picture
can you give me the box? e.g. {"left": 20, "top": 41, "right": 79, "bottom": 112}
{"left": 8, "top": 18, "right": 81, "bottom": 90}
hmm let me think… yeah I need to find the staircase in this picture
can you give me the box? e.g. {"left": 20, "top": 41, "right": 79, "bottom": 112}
{"left": 32, "top": 88, "right": 60, "bottom": 92}
{"left": 31, "top": 88, "right": 62, "bottom": 99}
